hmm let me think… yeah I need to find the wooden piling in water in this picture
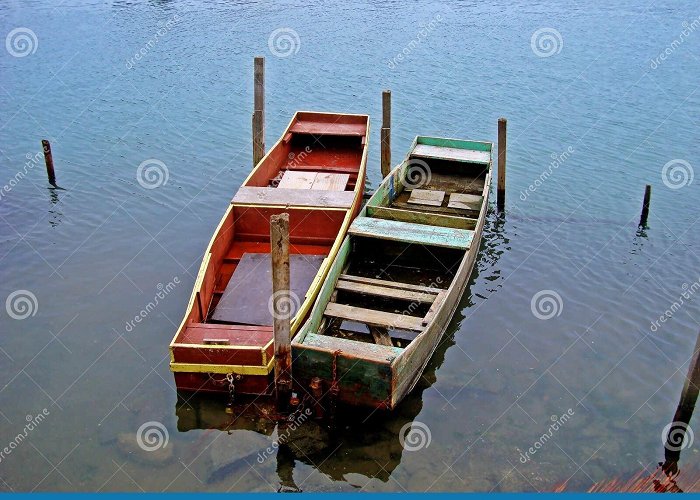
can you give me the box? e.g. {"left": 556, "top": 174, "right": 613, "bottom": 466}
{"left": 380, "top": 90, "right": 391, "bottom": 178}
{"left": 270, "top": 213, "right": 292, "bottom": 409}
{"left": 252, "top": 56, "right": 265, "bottom": 167}
{"left": 640, "top": 184, "right": 651, "bottom": 227}
{"left": 497, "top": 117, "right": 507, "bottom": 211}
{"left": 42, "top": 139, "right": 57, "bottom": 187}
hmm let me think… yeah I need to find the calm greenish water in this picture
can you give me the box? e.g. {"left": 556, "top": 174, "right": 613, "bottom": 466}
{"left": 1, "top": 0, "right": 699, "bottom": 492}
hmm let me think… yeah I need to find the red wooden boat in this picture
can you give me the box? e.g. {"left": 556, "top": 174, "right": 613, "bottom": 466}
{"left": 170, "top": 111, "right": 369, "bottom": 395}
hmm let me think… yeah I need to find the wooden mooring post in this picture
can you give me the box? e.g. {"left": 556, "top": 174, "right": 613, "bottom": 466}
{"left": 252, "top": 56, "right": 265, "bottom": 167}
{"left": 497, "top": 117, "right": 507, "bottom": 211}
{"left": 270, "top": 213, "right": 292, "bottom": 410}
{"left": 639, "top": 184, "right": 651, "bottom": 227}
{"left": 42, "top": 139, "right": 57, "bottom": 187}
{"left": 380, "top": 90, "right": 391, "bottom": 178}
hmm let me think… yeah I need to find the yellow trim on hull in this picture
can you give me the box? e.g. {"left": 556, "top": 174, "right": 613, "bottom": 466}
{"left": 170, "top": 357, "right": 274, "bottom": 376}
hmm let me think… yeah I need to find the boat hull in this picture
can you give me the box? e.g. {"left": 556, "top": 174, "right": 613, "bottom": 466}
{"left": 292, "top": 136, "right": 492, "bottom": 410}
{"left": 169, "top": 111, "right": 369, "bottom": 394}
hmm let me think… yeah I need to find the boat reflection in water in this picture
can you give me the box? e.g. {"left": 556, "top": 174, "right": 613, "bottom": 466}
{"left": 174, "top": 303, "right": 466, "bottom": 491}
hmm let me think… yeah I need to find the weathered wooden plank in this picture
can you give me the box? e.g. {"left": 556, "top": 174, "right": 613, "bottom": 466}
{"left": 270, "top": 213, "right": 292, "bottom": 405}
{"left": 407, "top": 188, "right": 445, "bottom": 207}
{"left": 311, "top": 173, "right": 349, "bottom": 191}
{"left": 338, "top": 274, "right": 442, "bottom": 294}
{"left": 231, "top": 186, "right": 355, "bottom": 208}
{"left": 324, "top": 302, "right": 424, "bottom": 332}
{"left": 278, "top": 171, "right": 316, "bottom": 189}
{"left": 349, "top": 217, "right": 474, "bottom": 250}
{"left": 366, "top": 205, "right": 477, "bottom": 230}
{"left": 371, "top": 327, "right": 394, "bottom": 346}
{"left": 301, "top": 333, "right": 402, "bottom": 362}
{"left": 289, "top": 121, "right": 366, "bottom": 136}
{"left": 412, "top": 144, "right": 491, "bottom": 164}
{"left": 416, "top": 136, "right": 492, "bottom": 153}
{"left": 422, "top": 291, "right": 447, "bottom": 326}
{"left": 336, "top": 279, "right": 436, "bottom": 303}
{"left": 447, "top": 193, "right": 483, "bottom": 211}
{"left": 393, "top": 200, "right": 478, "bottom": 217}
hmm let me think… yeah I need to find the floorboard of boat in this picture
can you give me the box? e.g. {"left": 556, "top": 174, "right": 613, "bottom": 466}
{"left": 211, "top": 253, "right": 325, "bottom": 325}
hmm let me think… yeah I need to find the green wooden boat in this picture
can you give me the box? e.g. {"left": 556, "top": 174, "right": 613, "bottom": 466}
{"left": 291, "top": 136, "right": 492, "bottom": 410}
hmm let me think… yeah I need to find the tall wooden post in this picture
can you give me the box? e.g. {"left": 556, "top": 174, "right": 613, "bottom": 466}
{"left": 42, "top": 139, "right": 57, "bottom": 187}
{"left": 497, "top": 117, "right": 507, "bottom": 211}
{"left": 252, "top": 56, "right": 265, "bottom": 167}
{"left": 640, "top": 184, "right": 651, "bottom": 227}
{"left": 380, "top": 90, "right": 391, "bottom": 178}
{"left": 270, "top": 213, "right": 292, "bottom": 409}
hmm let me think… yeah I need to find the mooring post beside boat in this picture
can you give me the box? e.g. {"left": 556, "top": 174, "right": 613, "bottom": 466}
{"left": 42, "top": 139, "right": 57, "bottom": 187}
{"left": 252, "top": 56, "right": 265, "bottom": 167}
{"left": 497, "top": 117, "right": 507, "bottom": 211}
{"left": 640, "top": 184, "right": 651, "bottom": 228}
{"left": 271, "top": 213, "right": 292, "bottom": 410}
{"left": 381, "top": 90, "right": 391, "bottom": 178}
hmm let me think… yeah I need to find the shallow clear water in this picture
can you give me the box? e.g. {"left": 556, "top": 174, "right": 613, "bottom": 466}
{"left": 1, "top": 0, "right": 700, "bottom": 492}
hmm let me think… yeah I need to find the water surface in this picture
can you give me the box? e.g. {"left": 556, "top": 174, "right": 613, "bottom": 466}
{"left": 1, "top": 0, "right": 699, "bottom": 492}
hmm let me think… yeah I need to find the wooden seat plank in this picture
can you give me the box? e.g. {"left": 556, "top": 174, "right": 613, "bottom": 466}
{"left": 447, "top": 193, "right": 483, "bottom": 211}
{"left": 366, "top": 205, "right": 477, "bottom": 230}
{"left": 412, "top": 144, "right": 491, "bottom": 164}
{"left": 301, "top": 333, "right": 403, "bottom": 363}
{"left": 407, "top": 189, "right": 445, "bottom": 207}
{"left": 278, "top": 171, "right": 317, "bottom": 189}
{"left": 324, "top": 302, "right": 424, "bottom": 332}
{"left": 338, "top": 274, "right": 442, "bottom": 294}
{"left": 311, "top": 173, "right": 349, "bottom": 191}
{"left": 211, "top": 253, "right": 324, "bottom": 325}
{"left": 289, "top": 121, "right": 367, "bottom": 136}
{"left": 232, "top": 186, "right": 355, "bottom": 208}
{"left": 179, "top": 324, "right": 273, "bottom": 346}
{"left": 336, "top": 279, "right": 436, "bottom": 303}
{"left": 349, "top": 217, "right": 474, "bottom": 250}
